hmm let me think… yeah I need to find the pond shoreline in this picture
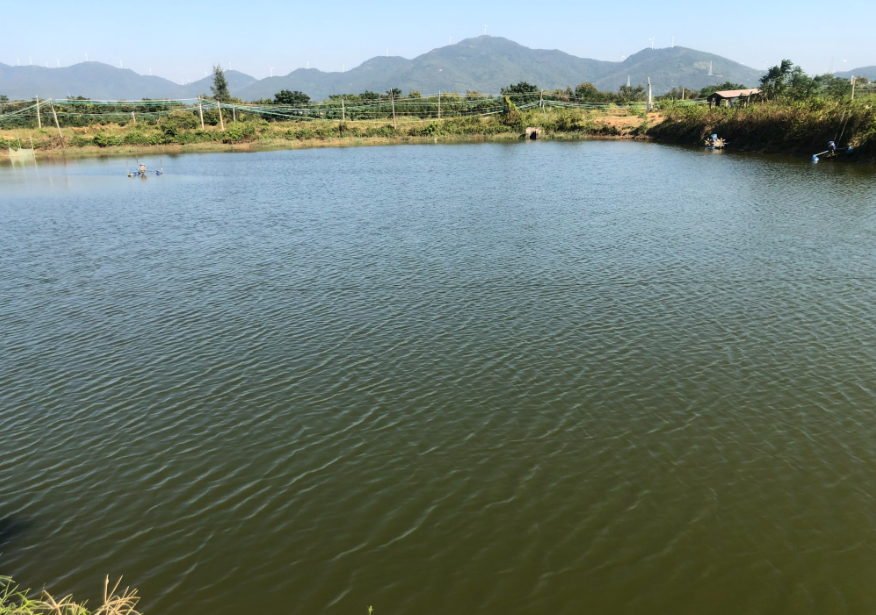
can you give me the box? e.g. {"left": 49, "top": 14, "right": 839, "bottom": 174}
{"left": 2, "top": 132, "right": 654, "bottom": 161}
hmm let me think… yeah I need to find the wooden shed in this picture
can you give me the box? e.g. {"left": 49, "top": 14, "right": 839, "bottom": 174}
{"left": 707, "top": 88, "right": 761, "bottom": 108}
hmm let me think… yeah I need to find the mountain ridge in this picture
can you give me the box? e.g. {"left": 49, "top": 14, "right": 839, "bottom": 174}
{"left": 2, "top": 37, "right": 869, "bottom": 102}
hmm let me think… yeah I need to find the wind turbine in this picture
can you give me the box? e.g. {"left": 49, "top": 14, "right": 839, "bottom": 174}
{"left": 120, "top": 60, "right": 123, "bottom": 68}
{"left": 648, "top": 36, "right": 654, "bottom": 49}
{"left": 270, "top": 67, "right": 274, "bottom": 77}
{"left": 56, "top": 59, "right": 60, "bottom": 67}
{"left": 620, "top": 54, "right": 627, "bottom": 61}
{"left": 708, "top": 61, "right": 713, "bottom": 76}
{"left": 85, "top": 52, "right": 88, "bottom": 61}
{"left": 449, "top": 35, "right": 452, "bottom": 44}
{"left": 484, "top": 25, "right": 488, "bottom": 35}
{"left": 627, "top": 75, "right": 631, "bottom": 87}
{"left": 671, "top": 36, "right": 674, "bottom": 48}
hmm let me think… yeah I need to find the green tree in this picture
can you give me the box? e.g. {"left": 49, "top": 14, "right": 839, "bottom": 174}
{"left": 386, "top": 88, "right": 402, "bottom": 99}
{"left": 211, "top": 65, "right": 231, "bottom": 102}
{"left": 501, "top": 95, "right": 522, "bottom": 128}
{"left": 274, "top": 90, "right": 311, "bottom": 105}
{"left": 617, "top": 84, "right": 646, "bottom": 102}
{"left": 408, "top": 91, "right": 422, "bottom": 99}
{"left": 574, "top": 82, "right": 598, "bottom": 99}
{"left": 820, "top": 75, "right": 852, "bottom": 100}
{"left": 759, "top": 60, "right": 794, "bottom": 99}
{"left": 360, "top": 91, "right": 380, "bottom": 100}
{"left": 501, "top": 81, "right": 539, "bottom": 95}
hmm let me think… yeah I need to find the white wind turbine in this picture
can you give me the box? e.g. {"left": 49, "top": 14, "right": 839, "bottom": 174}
{"left": 648, "top": 36, "right": 655, "bottom": 49}
{"left": 270, "top": 67, "right": 274, "bottom": 77}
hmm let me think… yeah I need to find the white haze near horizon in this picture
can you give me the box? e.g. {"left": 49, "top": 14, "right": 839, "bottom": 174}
{"left": 1, "top": 0, "right": 874, "bottom": 83}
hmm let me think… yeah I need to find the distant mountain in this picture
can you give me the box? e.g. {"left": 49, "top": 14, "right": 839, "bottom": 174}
{"left": 0, "top": 63, "right": 257, "bottom": 101}
{"left": 179, "top": 70, "right": 259, "bottom": 99}
{"left": 1, "top": 37, "right": 768, "bottom": 102}
{"left": 236, "top": 37, "right": 765, "bottom": 101}
{"left": 836, "top": 66, "right": 876, "bottom": 81}
{"left": 0, "top": 62, "right": 185, "bottom": 100}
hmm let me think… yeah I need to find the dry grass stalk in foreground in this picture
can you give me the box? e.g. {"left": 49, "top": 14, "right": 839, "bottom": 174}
{"left": 0, "top": 575, "right": 140, "bottom": 615}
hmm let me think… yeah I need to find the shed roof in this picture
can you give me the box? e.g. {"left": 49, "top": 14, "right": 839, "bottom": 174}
{"left": 709, "top": 88, "right": 761, "bottom": 99}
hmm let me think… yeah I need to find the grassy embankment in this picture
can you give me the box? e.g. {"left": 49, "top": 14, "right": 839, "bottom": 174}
{"left": 0, "top": 575, "right": 140, "bottom": 615}
{"left": 3, "top": 99, "right": 874, "bottom": 161}
{"left": 647, "top": 98, "right": 876, "bottom": 159}
{"left": 0, "top": 106, "right": 655, "bottom": 158}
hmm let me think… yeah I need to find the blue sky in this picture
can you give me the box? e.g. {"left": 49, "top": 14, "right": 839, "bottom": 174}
{"left": 2, "top": 0, "right": 874, "bottom": 82}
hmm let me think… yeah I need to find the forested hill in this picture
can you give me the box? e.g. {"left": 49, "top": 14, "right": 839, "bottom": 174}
{"left": 0, "top": 62, "right": 257, "bottom": 101}
{"left": 235, "top": 37, "right": 766, "bottom": 100}
{"left": 836, "top": 66, "right": 876, "bottom": 81}
{"left": 0, "top": 36, "right": 810, "bottom": 101}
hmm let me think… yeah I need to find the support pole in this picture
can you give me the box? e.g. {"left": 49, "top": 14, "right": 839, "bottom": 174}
{"left": 851, "top": 76, "right": 856, "bottom": 101}
{"left": 49, "top": 100, "right": 63, "bottom": 143}
{"left": 438, "top": 91, "right": 441, "bottom": 120}
{"left": 390, "top": 89, "right": 396, "bottom": 129}
{"left": 232, "top": 106, "right": 237, "bottom": 122}
{"left": 36, "top": 95, "right": 42, "bottom": 129}
{"left": 647, "top": 78, "right": 653, "bottom": 111}
{"left": 342, "top": 97, "right": 345, "bottom": 121}
{"left": 131, "top": 111, "right": 136, "bottom": 124}
{"left": 218, "top": 101, "right": 225, "bottom": 130}
{"left": 198, "top": 96, "right": 205, "bottom": 129}
{"left": 682, "top": 87, "right": 685, "bottom": 100}
{"left": 540, "top": 90, "right": 544, "bottom": 114}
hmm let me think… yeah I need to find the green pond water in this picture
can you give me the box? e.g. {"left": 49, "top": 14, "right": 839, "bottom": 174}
{"left": 2, "top": 141, "right": 876, "bottom": 614}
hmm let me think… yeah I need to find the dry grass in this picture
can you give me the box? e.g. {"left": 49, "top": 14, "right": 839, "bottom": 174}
{"left": 0, "top": 575, "right": 140, "bottom": 615}
{"left": 2, "top": 106, "right": 654, "bottom": 161}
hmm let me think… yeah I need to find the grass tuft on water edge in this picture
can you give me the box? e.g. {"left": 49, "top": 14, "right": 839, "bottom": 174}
{"left": 0, "top": 575, "right": 141, "bottom": 615}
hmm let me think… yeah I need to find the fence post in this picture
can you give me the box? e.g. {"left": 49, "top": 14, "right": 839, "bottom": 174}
{"left": 218, "top": 101, "right": 225, "bottom": 130}
{"left": 390, "top": 89, "right": 396, "bottom": 129}
{"left": 647, "top": 78, "right": 653, "bottom": 111}
{"left": 36, "top": 95, "right": 42, "bottom": 129}
{"left": 198, "top": 96, "right": 205, "bottom": 129}
{"left": 438, "top": 91, "right": 441, "bottom": 120}
{"left": 49, "top": 100, "right": 63, "bottom": 142}
{"left": 851, "top": 76, "right": 856, "bottom": 101}
{"left": 342, "top": 97, "right": 345, "bottom": 122}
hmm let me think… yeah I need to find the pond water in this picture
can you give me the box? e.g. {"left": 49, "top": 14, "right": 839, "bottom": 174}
{"left": 2, "top": 142, "right": 876, "bottom": 614}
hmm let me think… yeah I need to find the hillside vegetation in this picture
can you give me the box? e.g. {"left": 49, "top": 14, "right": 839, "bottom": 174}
{"left": 0, "top": 37, "right": 765, "bottom": 101}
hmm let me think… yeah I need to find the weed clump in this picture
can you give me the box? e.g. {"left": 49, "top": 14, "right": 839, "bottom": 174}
{"left": 0, "top": 575, "right": 141, "bottom": 615}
